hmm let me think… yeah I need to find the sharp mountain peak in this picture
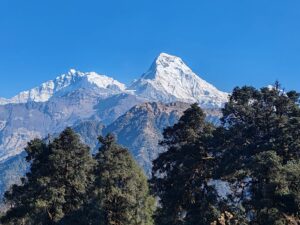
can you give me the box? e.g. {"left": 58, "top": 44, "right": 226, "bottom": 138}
{"left": 130, "top": 53, "right": 228, "bottom": 108}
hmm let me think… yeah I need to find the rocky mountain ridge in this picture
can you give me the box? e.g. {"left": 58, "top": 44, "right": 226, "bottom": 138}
{"left": 0, "top": 53, "right": 227, "bottom": 199}
{"left": 0, "top": 53, "right": 228, "bottom": 108}
{"left": 0, "top": 69, "right": 126, "bottom": 105}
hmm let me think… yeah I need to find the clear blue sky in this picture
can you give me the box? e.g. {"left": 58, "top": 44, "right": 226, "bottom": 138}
{"left": 0, "top": 0, "right": 299, "bottom": 98}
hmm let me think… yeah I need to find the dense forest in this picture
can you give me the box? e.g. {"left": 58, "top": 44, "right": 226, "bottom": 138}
{"left": 1, "top": 84, "right": 300, "bottom": 225}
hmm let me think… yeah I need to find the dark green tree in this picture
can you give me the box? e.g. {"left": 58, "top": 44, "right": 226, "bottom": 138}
{"left": 1, "top": 139, "right": 50, "bottom": 225}
{"left": 90, "top": 134, "right": 155, "bottom": 225}
{"left": 46, "top": 128, "right": 95, "bottom": 222}
{"left": 219, "top": 84, "right": 300, "bottom": 171}
{"left": 151, "top": 103, "right": 219, "bottom": 225}
{"left": 1, "top": 128, "right": 94, "bottom": 225}
{"left": 248, "top": 151, "right": 300, "bottom": 225}
{"left": 216, "top": 84, "right": 300, "bottom": 224}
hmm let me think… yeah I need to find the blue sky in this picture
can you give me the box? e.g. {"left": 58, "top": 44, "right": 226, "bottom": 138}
{"left": 0, "top": 0, "right": 299, "bottom": 98}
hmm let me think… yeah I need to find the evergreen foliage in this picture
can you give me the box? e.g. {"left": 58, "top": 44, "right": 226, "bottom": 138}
{"left": 1, "top": 128, "right": 94, "bottom": 225}
{"left": 151, "top": 103, "right": 219, "bottom": 225}
{"left": 62, "top": 134, "right": 156, "bottom": 225}
{"left": 92, "top": 134, "right": 155, "bottom": 225}
{"left": 216, "top": 84, "right": 300, "bottom": 224}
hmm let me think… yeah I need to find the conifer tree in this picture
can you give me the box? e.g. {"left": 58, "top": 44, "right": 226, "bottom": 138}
{"left": 151, "top": 103, "right": 219, "bottom": 225}
{"left": 216, "top": 84, "right": 300, "bottom": 224}
{"left": 1, "top": 139, "right": 50, "bottom": 225}
{"left": 91, "top": 134, "right": 155, "bottom": 225}
{"left": 1, "top": 128, "right": 94, "bottom": 225}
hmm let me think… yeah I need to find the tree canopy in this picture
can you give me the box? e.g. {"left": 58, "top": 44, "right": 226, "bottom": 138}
{"left": 151, "top": 103, "right": 219, "bottom": 225}
{"left": 1, "top": 128, "right": 94, "bottom": 225}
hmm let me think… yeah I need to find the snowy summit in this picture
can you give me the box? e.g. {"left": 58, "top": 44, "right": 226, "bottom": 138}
{"left": 0, "top": 53, "right": 228, "bottom": 108}
{"left": 129, "top": 53, "right": 228, "bottom": 108}
{"left": 0, "top": 69, "right": 126, "bottom": 105}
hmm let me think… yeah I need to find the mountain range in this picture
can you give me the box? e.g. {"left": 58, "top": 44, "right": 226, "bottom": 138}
{"left": 0, "top": 53, "right": 228, "bottom": 199}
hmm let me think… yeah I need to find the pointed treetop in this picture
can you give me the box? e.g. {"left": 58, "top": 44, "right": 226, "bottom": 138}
{"left": 98, "top": 133, "right": 116, "bottom": 146}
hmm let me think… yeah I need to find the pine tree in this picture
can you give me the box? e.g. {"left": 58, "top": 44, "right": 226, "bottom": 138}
{"left": 247, "top": 151, "right": 300, "bottom": 224}
{"left": 1, "top": 128, "right": 94, "bottom": 225}
{"left": 1, "top": 139, "right": 50, "bottom": 225}
{"left": 46, "top": 128, "right": 95, "bottom": 222}
{"left": 151, "top": 103, "right": 219, "bottom": 225}
{"left": 216, "top": 84, "right": 300, "bottom": 224}
{"left": 219, "top": 84, "right": 300, "bottom": 171}
{"left": 90, "top": 134, "right": 155, "bottom": 225}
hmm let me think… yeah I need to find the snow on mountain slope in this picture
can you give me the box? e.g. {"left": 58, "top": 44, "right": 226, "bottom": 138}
{"left": 0, "top": 53, "right": 230, "bottom": 200}
{"left": 0, "top": 53, "right": 228, "bottom": 108}
{"left": 129, "top": 53, "right": 228, "bottom": 108}
{"left": 0, "top": 53, "right": 228, "bottom": 163}
{"left": 0, "top": 69, "right": 126, "bottom": 105}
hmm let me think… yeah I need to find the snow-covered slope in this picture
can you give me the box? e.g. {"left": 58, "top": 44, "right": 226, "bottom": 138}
{"left": 129, "top": 53, "right": 228, "bottom": 108}
{"left": 0, "top": 69, "right": 126, "bottom": 105}
{"left": 0, "top": 53, "right": 228, "bottom": 108}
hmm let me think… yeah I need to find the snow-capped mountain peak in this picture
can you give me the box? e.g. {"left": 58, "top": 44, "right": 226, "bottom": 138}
{"left": 0, "top": 69, "right": 126, "bottom": 105}
{"left": 0, "top": 53, "right": 228, "bottom": 108}
{"left": 129, "top": 53, "right": 228, "bottom": 108}
{"left": 53, "top": 69, "right": 126, "bottom": 91}
{"left": 142, "top": 53, "right": 192, "bottom": 79}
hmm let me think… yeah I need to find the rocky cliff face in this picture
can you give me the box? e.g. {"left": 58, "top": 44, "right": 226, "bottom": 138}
{"left": 104, "top": 102, "right": 191, "bottom": 175}
{"left": 0, "top": 88, "right": 101, "bottom": 162}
